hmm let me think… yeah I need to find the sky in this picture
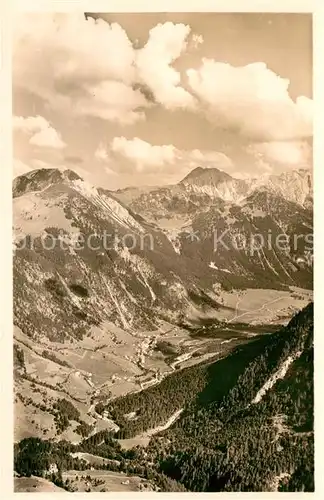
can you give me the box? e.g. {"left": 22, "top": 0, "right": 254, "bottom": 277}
{"left": 12, "top": 12, "right": 313, "bottom": 189}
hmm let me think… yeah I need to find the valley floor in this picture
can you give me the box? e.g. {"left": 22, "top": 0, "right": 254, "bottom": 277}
{"left": 13, "top": 300, "right": 314, "bottom": 493}
{"left": 14, "top": 286, "right": 312, "bottom": 445}
{"left": 192, "top": 286, "right": 313, "bottom": 325}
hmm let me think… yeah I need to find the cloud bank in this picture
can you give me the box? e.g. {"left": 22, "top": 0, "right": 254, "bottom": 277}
{"left": 187, "top": 60, "right": 312, "bottom": 141}
{"left": 13, "top": 13, "right": 313, "bottom": 183}
{"left": 136, "top": 22, "right": 196, "bottom": 110}
{"left": 13, "top": 115, "right": 66, "bottom": 149}
{"left": 111, "top": 137, "right": 176, "bottom": 170}
{"left": 96, "top": 137, "right": 234, "bottom": 181}
{"left": 13, "top": 14, "right": 198, "bottom": 125}
{"left": 13, "top": 14, "right": 313, "bottom": 141}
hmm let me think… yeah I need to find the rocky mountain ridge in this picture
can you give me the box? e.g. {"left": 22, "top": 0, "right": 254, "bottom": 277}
{"left": 13, "top": 166, "right": 313, "bottom": 346}
{"left": 114, "top": 167, "right": 312, "bottom": 230}
{"left": 13, "top": 167, "right": 313, "bottom": 476}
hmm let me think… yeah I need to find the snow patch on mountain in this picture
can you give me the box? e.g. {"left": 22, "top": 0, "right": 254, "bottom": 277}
{"left": 269, "top": 472, "right": 291, "bottom": 492}
{"left": 72, "top": 179, "right": 144, "bottom": 233}
{"left": 267, "top": 169, "right": 312, "bottom": 207}
{"left": 13, "top": 191, "right": 76, "bottom": 242}
{"left": 242, "top": 206, "right": 267, "bottom": 218}
{"left": 259, "top": 248, "right": 280, "bottom": 275}
{"left": 252, "top": 350, "right": 302, "bottom": 404}
{"left": 102, "top": 276, "right": 130, "bottom": 330}
{"left": 165, "top": 235, "right": 181, "bottom": 254}
{"left": 118, "top": 246, "right": 157, "bottom": 303}
{"left": 184, "top": 182, "right": 247, "bottom": 203}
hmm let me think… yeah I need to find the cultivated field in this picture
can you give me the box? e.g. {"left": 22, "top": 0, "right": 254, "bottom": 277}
{"left": 61, "top": 470, "right": 154, "bottom": 492}
{"left": 203, "top": 287, "right": 313, "bottom": 325}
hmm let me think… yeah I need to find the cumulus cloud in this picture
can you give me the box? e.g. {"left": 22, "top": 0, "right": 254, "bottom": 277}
{"left": 106, "top": 136, "right": 236, "bottom": 181}
{"left": 13, "top": 159, "right": 32, "bottom": 178}
{"left": 248, "top": 140, "right": 312, "bottom": 167}
{"left": 13, "top": 115, "right": 49, "bottom": 133}
{"left": 13, "top": 14, "right": 198, "bottom": 124}
{"left": 111, "top": 137, "right": 176, "bottom": 171}
{"left": 13, "top": 115, "right": 66, "bottom": 149}
{"left": 191, "top": 33, "right": 204, "bottom": 49}
{"left": 187, "top": 60, "right": 313, "bottom": 141}
{"left": 136, "top": 22, "right": 196, "bottom": 109}
{"left": 13, "top": 13, "right": 148, "bottom": 125}
{"left": 74, "top": 80, "right": 148, "bottom": 124}
{"left": 95, "top": 143, "right": 110, "bottom": 161}
{"left": 189, "top": 149, "right": 234, "bottom": 168}
{"left": 29, "top": 127, "right": 66, "bottom": 149}
{"left": 14, "top": 14, "right": 135, "bottom": 83}
{"left": 104, "top": 134, "right": 311, "bottom": 181}
{"left": 16, "top": 13, "right": 312, "bottom": 144}
{"left": 13, "top": 14, "right": 313, "bottom": 181}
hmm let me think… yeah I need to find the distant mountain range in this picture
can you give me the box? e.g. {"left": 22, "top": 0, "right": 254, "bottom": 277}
{"left": 13, "top": 167, "right": 312, "bottom": 343}
{"left": 115, "top": 166, "right": 313, "bottom": 219}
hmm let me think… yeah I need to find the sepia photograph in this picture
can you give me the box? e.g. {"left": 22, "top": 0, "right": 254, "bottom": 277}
{"left": 11, "top": 9, "right": 314, "bottom": 493}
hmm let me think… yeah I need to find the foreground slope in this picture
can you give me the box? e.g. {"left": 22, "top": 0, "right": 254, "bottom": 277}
{"left": 153, "top": 302, "right": 314, "bottom": 492}
{"left": 14, "top": 303, "right": 313, "bottom": 492}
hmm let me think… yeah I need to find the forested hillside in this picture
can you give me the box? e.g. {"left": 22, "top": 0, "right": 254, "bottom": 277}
{"left": 14, "top": 304, "right": 314, "bottom": 492}
{"left": 153, "top": 302, "right": 314, "bottom": 492}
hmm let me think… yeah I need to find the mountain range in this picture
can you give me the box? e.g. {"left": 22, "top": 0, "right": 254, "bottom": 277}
{"left": 115, "top": 166, "right": 313, "bottom": 219}
{"left": 14, "top": 302, "right": 314, "bottom": 492}
{"left": 13, "top": 166, "right": 313, "bottom": 343}
{"left": 13, "top": 165, "right": 314, "bottom": 492}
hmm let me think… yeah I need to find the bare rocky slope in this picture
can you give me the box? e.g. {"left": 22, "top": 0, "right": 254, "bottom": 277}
{"left": 115, "top": 167, "right": 313, "bottom": 290}
{"left": 115, "top": 167, "right": 312, "bottom": 220}
{"left": 13, "top": 167, "right": 313, "bottom": 345}
{"left": 13, "top": 168, "right": 210, "bottom": 342}
{"left": 13, "top": 168, "right": 311, "bottom": 348}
